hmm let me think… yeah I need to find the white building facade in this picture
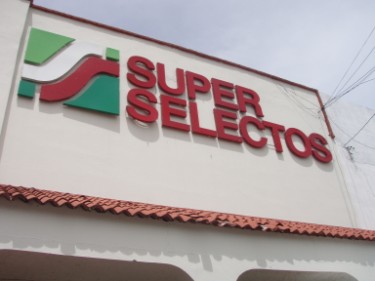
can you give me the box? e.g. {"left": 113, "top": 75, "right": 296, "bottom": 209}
{"left": 0, "top": 1, "right": 374, "bottom": 280}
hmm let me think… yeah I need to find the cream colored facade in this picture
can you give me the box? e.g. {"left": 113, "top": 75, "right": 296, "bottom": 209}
{"left": 0, "top": 0, "right": 354, "bottom": 226}
{"left": 0, "top": 1, "right": 374, "bottom": 280}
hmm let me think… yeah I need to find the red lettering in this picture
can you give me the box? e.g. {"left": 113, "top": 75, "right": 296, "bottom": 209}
{"left": 189, "top": 101, "right": 217, "bottom": 137}
{"left": 161, "top": 95, "right": 190, "bottom": 132}
{"left": 125, "top": 56, "right": 332, "bottom": 164}
{"left": 212, "top": 78, "right": 238, "bottom": 111}
{"left": 263, "top": 121, "right": 285, "bottom": 153}
{"left": 126, "top": 88, "right": 158, "bottom": 123}
{"left": 157, "top": 63, "right": 185, "bottom": 95}
{"left": 235, "top": 85, "right": 264, "bottom": 117}
{"left": 285, "top": 128, "right": 311, "bottom": 158}
{"left": 309, "top": 133, "right": 333, "bottom": 163}
{"left": 239, "top": 116, "right": 267, "bottom": 148}
{"left": 214, "top": 108, "right": 242, "bottom": 143}
{"left": 186, "top": 71, "right": 211, "bottom": 100}
{"left": 127, "top": 56, "right": 156, "bottom": 88}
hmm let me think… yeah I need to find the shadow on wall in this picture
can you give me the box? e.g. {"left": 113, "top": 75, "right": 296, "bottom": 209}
{"left": 16, "top": 97, "right": 121, "bottom": 133}
{"left": 0, "top": 249, "right": 194, "bottom": 281}
{"left": 0, "top": 199, "right": 374, "bottom": 279}
{"left": 238, "top": 269, "right": 358, "bottom": 281}
{"left": 15, "top": 84, "right": 334, "bottom": 169}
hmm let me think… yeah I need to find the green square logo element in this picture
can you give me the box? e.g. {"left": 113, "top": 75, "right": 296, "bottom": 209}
{"left": 18, "top": 79, "right": 36, "bottom": 98}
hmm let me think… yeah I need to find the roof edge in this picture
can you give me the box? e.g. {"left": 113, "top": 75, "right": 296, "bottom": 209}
{"left": 30, "top": 2, "right": 318, "bottom": 93}
{"left": 1, "top": 184, "right": 374, "bottom": 241}
{"left": 315, "top": 91, "right": 335, "bottom": 138}
{"left": 29, "top": 3, "right": 336, "bottom": 139}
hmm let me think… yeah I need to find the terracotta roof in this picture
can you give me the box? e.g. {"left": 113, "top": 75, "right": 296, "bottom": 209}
{"left": 1, "top": 184, "right": 374, "bottom": 241}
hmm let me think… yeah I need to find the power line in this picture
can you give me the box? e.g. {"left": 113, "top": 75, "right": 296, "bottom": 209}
{"left": 344, "top": 113, "right": 375, "bottom": 147}
{"left": 290, "top": 87, "right": 320, "bottom": 108}
{"left": 334, "top": 44, "right": 375, "bottom": 97}
{"left": 276, "top": 84, "right": 320, "bottom": 118}
{"left": 324, "top": 65, "right": 375, "bottom": 108}
{"left": 325, "top": 23, "right": 375, "bottom": 106}
{"left": 329, "top": 116, "right": 375, "bottom": 150}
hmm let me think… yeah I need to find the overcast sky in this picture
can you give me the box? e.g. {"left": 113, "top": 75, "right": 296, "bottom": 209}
{"left": 34, "top": 0, "right": 375, "bottom": 110}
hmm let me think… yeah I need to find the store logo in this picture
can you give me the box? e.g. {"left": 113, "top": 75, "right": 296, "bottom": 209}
{"left": 16, "top": 29, "right": 333, "bottom": 163}
{"left": 18, "top": 28, "right": 120, "bottom": 115}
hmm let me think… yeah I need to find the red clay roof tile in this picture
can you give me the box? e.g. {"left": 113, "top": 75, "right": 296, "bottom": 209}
{"left": 0, "top": 184, "right": 374, "bottom": 241}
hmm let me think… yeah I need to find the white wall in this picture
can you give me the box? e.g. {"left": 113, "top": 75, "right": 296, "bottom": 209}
{"left": 0, "top": 199, "right": 373, "bottom": 281}
{"left": 0, "top": 0, "right": 29, "bottom": 135}
{"left": 0, "top": 4, "right": 356, "bottom": 227}
{"left": 0, "top": 2, "right": 374, "bottom": 281}
{"left": 326, "top": 99, "right": 375, "bottom": 229}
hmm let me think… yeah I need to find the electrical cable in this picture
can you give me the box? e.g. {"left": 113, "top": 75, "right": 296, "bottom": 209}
{"left": 276, "top": 84, "right": 320, "bottom": 118}
{"left": 344, "top": 113, "right": 375, "bottom": 147}
{"left": 324, "top": 65, "right": 375, "bottom": 108}
{"left": 329, "top": 117, "right": 375, "bottom": 150}
{"left": 325, "top": 23, "right": 375, "bottom": 106}
{"left": 290, "top": 87, "right": 320, "bottom": 107}
{"left": 334, "top": 44, "right": 375, "bottom": 98}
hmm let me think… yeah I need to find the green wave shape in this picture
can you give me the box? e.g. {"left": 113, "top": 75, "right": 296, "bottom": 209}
{"left": 64, "top": 74, "right": 120, "bottom": 115}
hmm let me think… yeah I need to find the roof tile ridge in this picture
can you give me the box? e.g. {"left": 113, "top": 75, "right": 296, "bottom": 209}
{"left": 1, "top": 184, "right": 375, "bottom": 241}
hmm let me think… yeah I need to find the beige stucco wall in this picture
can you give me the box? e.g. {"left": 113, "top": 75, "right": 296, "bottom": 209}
{"left": 0, "top": 0, "right": 29, "bottom": 134}
{"left": 0, "top": 1, "right": 355, "bottom": 227}
{"left": 0, "top": 2, "right": 374, "bottom": 280}
{"left": 0, "top": 199, "right": 373, "bottom": 281}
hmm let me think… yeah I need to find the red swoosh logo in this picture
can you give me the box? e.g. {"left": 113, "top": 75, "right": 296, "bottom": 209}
{"left": 40, "top": 56, "right": 119, "bottom": 102}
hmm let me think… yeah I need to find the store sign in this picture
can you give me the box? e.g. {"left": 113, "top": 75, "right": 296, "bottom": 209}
{"left": 18, "top": 28, "right": 332, "bottom": 163}
{"left": 18, "top": 28, "right": 120, "bottom": 115}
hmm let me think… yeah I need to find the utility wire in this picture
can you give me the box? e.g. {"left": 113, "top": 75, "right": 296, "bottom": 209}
{"left": 329, "top": 116, "right": 375, "bottom": 150}
{"left": 290, "top": 87, "right": 320, "bottom": 108}
{"left": 335, "top": 70, "right": 375, "bottom": 100}
{"left": 332, "top": 69, "right": 375, "bottom": 103}
{"left": 276, "top": 84, "right": 320, "bottom": 117}
{"left": 344, "top": 113, "right": 375, "bottom": 147}
{"left": 324, "top": 65, "right": 375, "bottom": 108}
{"left": 334, "top": 44, "right": 375, "bottom": 98}
{"left": 325, "top": 23, "right": 375, "bottom": 106}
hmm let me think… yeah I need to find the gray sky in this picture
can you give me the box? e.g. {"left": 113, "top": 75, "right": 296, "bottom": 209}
{"left": 34, "top": 0, "right": 375, "bottom": 110}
